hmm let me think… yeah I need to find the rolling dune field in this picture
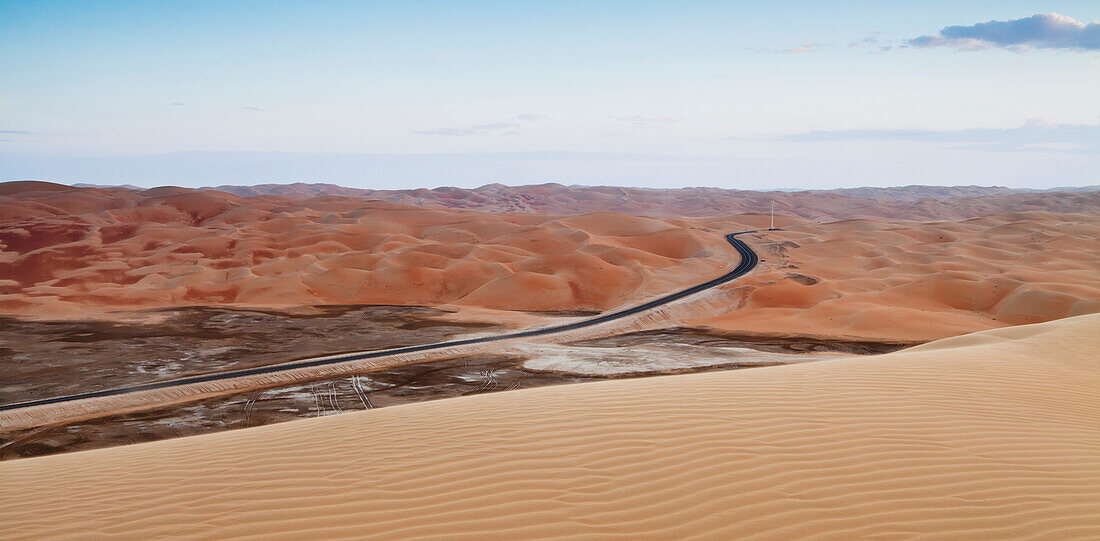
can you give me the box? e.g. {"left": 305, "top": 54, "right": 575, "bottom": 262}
{"left": 698, "top": 211, "right": 1100, "bottom": 341}
{"left": 2, "top": 182, "right": 1098, "bottom": 344}
{"left": 0, "top": 182, "right": 731, "bottom": 316}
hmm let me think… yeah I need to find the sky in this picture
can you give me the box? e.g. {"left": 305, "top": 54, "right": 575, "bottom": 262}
{"left": 1, "top": 1, "right": 1098, "bottom": 189}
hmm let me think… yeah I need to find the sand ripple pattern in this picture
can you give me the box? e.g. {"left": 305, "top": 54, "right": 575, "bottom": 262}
{"left": 2, "top": 314, "right": 1098, "bottom": 539}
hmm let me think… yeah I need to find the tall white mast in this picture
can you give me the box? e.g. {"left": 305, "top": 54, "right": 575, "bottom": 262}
{"left": 770, "top": 201, "right": 774, "bottom": 230}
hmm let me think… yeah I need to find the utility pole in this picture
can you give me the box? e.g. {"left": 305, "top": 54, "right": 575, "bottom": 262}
{"left": 770, "top": 201, "right": 775, "bottom": 230}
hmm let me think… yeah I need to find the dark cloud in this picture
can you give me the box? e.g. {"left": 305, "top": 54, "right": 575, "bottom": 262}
{"left": 244, "top": 106, "right": 263, "bottom": 112}
{"left": 910, "top": 13, "right": 1100, "bottom": 51}
{"left": 780, "top": 119, "right": 1099, "bottom": 153}
{"left": 414, "top": 122, "right": 520, "bottom": 136}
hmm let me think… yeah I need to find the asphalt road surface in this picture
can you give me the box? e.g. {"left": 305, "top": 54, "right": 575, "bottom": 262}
{"left": 0, "top": 231, "right": 760, "bottom": 412}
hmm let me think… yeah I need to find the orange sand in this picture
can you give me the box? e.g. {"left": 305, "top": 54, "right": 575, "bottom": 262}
{"left": 2, "top": 313, "right": 1097, "bottom": 539}
{"left": 0, "top": 182, "right": 729, "bottom": 316}
{"left": 2, "top": 182, "right": 1098, "bottom": 342}
{"left": 697, "top": 212, "right": 1100, "bottom": 341}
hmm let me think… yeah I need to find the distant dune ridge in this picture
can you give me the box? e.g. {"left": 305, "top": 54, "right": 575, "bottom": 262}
{"left": 197, "top": 181, "right": 1100, "bottom": 219}
{"left": 204, "top": 181, "right": 1099, "bottom": 203}
{"left": 2, "top": 313, "right": 1097, "bottom": 539}
{"left": 1, "top": 180, "right": 1099, "bottom": 342}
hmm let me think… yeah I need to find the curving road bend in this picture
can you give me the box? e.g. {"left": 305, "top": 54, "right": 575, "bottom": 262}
{"left": 0, "top": 231, "right": 760, "bottom": 413}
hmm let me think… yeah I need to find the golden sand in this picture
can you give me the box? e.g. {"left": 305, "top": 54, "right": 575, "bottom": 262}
{"left": 2, "top": 313, "right": 1097, "bottom": 539}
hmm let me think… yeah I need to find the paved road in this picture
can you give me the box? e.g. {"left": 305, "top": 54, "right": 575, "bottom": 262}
{"left": 0, "top": 231, "right": 760, "bottom": 412}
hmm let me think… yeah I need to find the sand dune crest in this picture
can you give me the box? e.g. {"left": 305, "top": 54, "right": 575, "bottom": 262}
{"left": 2, "top": 314, "right": 1097, "bottom": 539}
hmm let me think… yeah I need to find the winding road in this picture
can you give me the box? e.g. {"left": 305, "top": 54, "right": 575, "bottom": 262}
{"left": 0, "top": 231, "right": 760, "bottom": 413}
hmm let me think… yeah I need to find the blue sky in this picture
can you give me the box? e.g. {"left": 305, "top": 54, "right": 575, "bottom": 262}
{"left": 1, "top": 1, "right": 1097, "bottom": 189}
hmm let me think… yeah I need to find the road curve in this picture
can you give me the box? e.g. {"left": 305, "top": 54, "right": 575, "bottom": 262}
{"left": 0, "top": 231, "right": 760, "bottom": 413}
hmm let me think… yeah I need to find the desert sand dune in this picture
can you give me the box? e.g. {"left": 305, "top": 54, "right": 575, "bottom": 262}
{"left": 695, "top": 212, "right": 1100, "bottom": 341}
{"left": 2, "top": 182, "right": 1098, "bottom": 342}
{"left": 0, "top": 182, "right": 731, "bottom": 316}
{"left": 2, "top": 313, "right": 1097, "bottom": 539}
{"left": 201, "top": 181, "right": 1100, "bottom": 219}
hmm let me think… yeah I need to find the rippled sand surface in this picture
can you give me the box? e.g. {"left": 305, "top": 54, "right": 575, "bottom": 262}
{"left": 2, "top": 314, "right": 1097, "bottom": 539}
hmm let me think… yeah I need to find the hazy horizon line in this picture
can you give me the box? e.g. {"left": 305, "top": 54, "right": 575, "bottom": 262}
{"left": 5, "top": 177, "right": 1097, "bottom": 196}
{"left": 2, "top": 149, "right": 1096, "bottom": 191}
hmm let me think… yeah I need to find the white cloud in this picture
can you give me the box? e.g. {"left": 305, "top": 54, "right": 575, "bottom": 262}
{"left": 414, "top": 115, "right": 545, "bottom": 136}
{"left": 616, "top": 115, "right": 678, "bottom": 126}
{"left": 910, "top": 13, "right": 1100, "bottom": 51}
{"left": 849, "top": 33, "right": 894, "bottom": 52}
{"left": 778, "top": 42, "right": 823, "bottom": 54}
{"left": 414, "top": 122, "right": 520, "bottom": 136}
{"left": 779, "top": 118, "right": 1100, "bottom": 153}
